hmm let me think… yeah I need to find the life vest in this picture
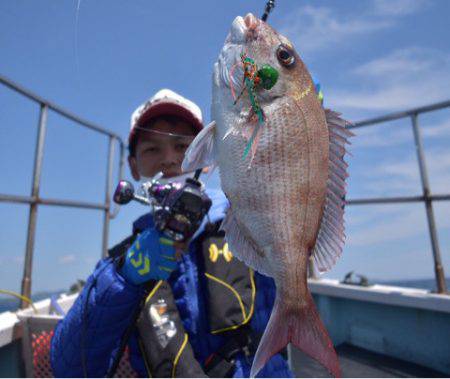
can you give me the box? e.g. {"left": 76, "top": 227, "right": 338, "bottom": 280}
{"left": 109, "top": 188, "right": 291, "bottom": 378}
{"left": 135, "top": 226, "right": 258, "bottom": 377}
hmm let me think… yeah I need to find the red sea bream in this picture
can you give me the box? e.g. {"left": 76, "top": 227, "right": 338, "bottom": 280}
{"left": 183, "top": 13, "right": 352, "bottom": 378}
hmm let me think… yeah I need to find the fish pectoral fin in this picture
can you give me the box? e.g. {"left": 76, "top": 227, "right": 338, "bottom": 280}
{"left": 182, "top": 121, "right": 217, "bottom": 172}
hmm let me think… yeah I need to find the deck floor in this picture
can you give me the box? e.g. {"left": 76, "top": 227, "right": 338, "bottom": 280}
{"left": 290, "top": 343, "right": 447, "bottom": 378}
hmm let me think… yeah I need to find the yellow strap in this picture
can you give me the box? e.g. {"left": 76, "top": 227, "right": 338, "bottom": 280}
{"left": 172, "top": 333, "right": 189, "bottom": 378}
{"left": 204, "top": 272, "right": 247, "bottom": 320}
{"left": 145, "top": 280, "right": 163, "bottom": 304}
{"left": 0, "top": 289, "right": 38, "bottom": 313}
{"left": 140, "top": 280, "right": 164, "bottom": 376}
{"left": 210, "top": 268, "right": 256, "bottom": 334}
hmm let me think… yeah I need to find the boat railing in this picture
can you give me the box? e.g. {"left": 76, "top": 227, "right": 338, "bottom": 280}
{"left": 346, "top": 100, "right": 450, "bottom": 294}
{"left": 0, "top": 74, "right": 448, "bottom": 313}
{"left": 0, "top": 74, "right": 126, "bottom": 308}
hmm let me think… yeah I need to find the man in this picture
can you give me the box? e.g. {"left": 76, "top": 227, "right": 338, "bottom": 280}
{"left": 50, "top": 89, "right": 292, "bottom": 378}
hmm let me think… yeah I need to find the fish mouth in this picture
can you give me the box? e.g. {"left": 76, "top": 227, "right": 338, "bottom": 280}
{"left": 228, "top": 13, "right": 259, "bottom": 44}
{"left": 216, "top": 13, "right": 260, "bottom": 96}
{"left": 229, "top": 16, "right": 246, "bottom": 44}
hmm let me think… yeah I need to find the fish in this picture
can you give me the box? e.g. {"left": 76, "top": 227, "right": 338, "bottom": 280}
{"left": 182, "top": 13, "right": 352, "bottom": 378}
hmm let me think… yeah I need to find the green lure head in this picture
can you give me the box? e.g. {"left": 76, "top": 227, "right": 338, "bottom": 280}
{"left": 257, "top": 64, "right": 279, "bottom": 90}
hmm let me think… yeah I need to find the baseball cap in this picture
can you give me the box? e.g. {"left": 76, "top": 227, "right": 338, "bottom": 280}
{"left": 129, "top": 89, "right": 203, "bottom": 147}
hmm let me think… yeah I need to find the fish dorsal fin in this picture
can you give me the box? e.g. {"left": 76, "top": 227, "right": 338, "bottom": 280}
{"left": 182, "top": 121, "right": 217, "bottom": 172}
{"left": 312, "top": 110, "right": 354, "bottom": 273}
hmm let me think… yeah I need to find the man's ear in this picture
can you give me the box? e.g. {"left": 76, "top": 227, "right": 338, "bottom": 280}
{"left": 128, "top": 155, "right": 141, "bottom": 181}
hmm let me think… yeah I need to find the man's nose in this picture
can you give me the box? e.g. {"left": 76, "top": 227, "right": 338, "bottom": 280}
{"left": 160, "top": 146, "right": 178, "bottom": 166}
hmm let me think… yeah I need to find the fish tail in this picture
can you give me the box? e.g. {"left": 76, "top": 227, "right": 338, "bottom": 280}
{"left": 250, "top": 291, "right": 340, "bottom": 378}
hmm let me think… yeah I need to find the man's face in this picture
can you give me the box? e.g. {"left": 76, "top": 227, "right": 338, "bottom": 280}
{"left": 128, "top": 118, "right": 195, "bottom": 180}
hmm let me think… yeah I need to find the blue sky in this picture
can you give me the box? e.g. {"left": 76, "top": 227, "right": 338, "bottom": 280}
{"left": 0, "top": 0, "right": 449, "bottom": 295}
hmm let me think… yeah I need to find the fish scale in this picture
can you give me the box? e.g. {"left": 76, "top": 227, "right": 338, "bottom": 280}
{"left": 229, "top": 103, "right": 310, "bottom": 259}
{"left": 182, "top": 13, "right": 352, "bottom": 378}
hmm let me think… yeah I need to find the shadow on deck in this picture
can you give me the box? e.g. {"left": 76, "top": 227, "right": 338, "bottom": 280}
{"left": 291, "top": 343, "right": 446, "bottom": 378}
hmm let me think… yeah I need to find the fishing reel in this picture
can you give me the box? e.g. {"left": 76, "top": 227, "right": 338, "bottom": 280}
{"left": 113, "top": 173, "right": 212, "bottom": 243}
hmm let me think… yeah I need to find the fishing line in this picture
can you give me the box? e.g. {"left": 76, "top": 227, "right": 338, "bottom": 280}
{"left": 74, "top": 0, "right": 82, "bottom": 89}
{"left": 0, "top": 289, "right": 37, "bottom": 313}
{"left": 133, "top": 126, "right": 196, "bottom": 141}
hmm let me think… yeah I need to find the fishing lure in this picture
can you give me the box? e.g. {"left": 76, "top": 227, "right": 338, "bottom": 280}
{"left": 233, "top": 53, "right": 279, "bottom": 159}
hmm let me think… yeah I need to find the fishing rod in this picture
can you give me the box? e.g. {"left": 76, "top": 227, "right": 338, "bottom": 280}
{"left": 261, "top": 0, "right": 275, "bottom": 22}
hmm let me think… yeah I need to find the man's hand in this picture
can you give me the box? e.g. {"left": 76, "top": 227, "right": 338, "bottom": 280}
{"left": 120, "top": 228, "right": 178, "bottom": 285}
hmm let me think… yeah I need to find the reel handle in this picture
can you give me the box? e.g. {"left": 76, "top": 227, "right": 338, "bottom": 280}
{"left": 113, "top": 180, "right": 150, "bottom": 206}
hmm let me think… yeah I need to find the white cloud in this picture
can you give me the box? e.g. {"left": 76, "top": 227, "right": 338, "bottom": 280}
{"left": 58, "top": 254, "right": 76, "bottom": 264}
{"left": 373, "top": 148, "right": 450, "bottom": 178}
{"left": 352, "top": 125, "right": 412, "bottom": 148}
{"left": 372, "top": 0, "right": 429, "bottom": 16}
{"left": 329, "top": 80, "right": 448, "bottom": 112}
{"left": 424, "top": 149, "right": 450, "bottom": 193}
{"left": 277, "top": 1, "right": 427, "bottom": 55}
{"left": 347, "top": 206, "right": 423, "bottom": 247}
{"left": 13, "top": 257, "right": 24, "bottom": 265}
{"left": 352, "top": 47, "right": 443, "bottom": 78}
{"left": 357, "top": 176, "right": 420, "bottom": 196}
{"left": 329, "top": 48, "right": 450, "bottom": 113}
{"left": 351, "top": 116, "right": 450, "bottom": 149}
{"left": 279, "top": 5, "right": 391, "bottom": 54}
{"left": 422, "top": 118, "right": 450, "bottom": 138}
{"left": 371, "top": 159, "right": 418, "bottom": 180}
{"left": 276, "top": 3, "right": 445, "bottom": 116}
{"left": 345, "top": 203, "right": 414, "bottom": 228}
{"left": 83, "top": 257, "right": 97, "bottom": 265}
{"left": 346, "top": 146, "right": 450, "bottom": 216}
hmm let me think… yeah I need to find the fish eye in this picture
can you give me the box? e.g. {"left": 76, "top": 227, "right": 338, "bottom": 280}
{"left": 276, "top": 45, "right": 295, "bottom": 67}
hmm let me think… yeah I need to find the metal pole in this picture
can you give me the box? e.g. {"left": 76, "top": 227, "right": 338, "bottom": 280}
{"left": 101, "top": 136, "right": 115, "bottom": 258}
{"left": 118, "top": 141, "right": 125, "bottom": 182}
{"left": 411, "top": 114, "right": 447, "bottom": 294}
{"left": 0, "top": 194, "right": 108, "bottom": 209}
{"left": 0, "top": 74, "right": 121, "bottom": 139}
{"left": 351, "top": 99, "right": 450, "bottom": 129}
{"left": 20, "top": 105, "right": 48, "bottom": 308}
{"left": 346, "top": 194, "right": 450, "bottom": 205}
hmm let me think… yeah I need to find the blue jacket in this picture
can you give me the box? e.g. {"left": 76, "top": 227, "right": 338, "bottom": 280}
{"left": 51, "top": 189, "right": 292, "bottom": 378}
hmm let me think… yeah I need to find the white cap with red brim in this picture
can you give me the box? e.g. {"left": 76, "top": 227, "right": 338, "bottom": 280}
{"left": 129, "top": 89, "right": 203, "bottom": 145}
